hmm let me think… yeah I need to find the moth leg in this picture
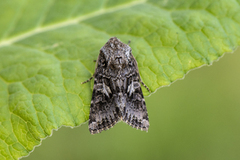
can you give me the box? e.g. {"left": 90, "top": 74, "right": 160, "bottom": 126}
{"left": 81, "top": 76, "right": 93, "bottom": 84}
{"left": 140, "top": 81, "right": 151, "bottom": 92}
{"left": 93, "top": 60, "right": 96, "bottom": 62}
{"left": 127, "top": 40, "right": 131, "bottom": 45}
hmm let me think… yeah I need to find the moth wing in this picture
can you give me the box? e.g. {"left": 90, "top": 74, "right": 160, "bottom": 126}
{"left": 122, "top": 76, "right": 149, "bottom": 131}
{"left": 88, "top": 77, "right": 122, "bottom": 134}
{"left": 88, "top": 49, "right": 122, "bottom": 134}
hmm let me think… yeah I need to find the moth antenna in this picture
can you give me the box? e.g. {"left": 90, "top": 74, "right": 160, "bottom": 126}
{"left": 81, "top": 76, "right": 93, "bottom": 84}
{"left": 140, "top": 81, "right": 151, "bottom": 92}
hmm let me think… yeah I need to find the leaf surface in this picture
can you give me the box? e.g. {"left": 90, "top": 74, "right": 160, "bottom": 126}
{"left": 0, "top": 0, "right": 239, "bottom": 159}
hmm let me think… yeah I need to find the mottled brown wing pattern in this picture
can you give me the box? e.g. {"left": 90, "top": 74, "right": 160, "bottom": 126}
{"left": 122, "top": 72, "right": 149, "bottom": 131}
{"left": 83, "top": 37, "right": 150, "bottom": 134}
{"left": 88, "top": 77, "right": 122, "bottom": 134}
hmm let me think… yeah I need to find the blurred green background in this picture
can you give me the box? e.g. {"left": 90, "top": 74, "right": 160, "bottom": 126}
{"left": 24, "top": 48, "right": 240, "bottom": 160}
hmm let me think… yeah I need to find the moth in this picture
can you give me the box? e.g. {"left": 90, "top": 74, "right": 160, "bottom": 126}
{"left": 82, "top": 37, "right": 150, "bottom": 134}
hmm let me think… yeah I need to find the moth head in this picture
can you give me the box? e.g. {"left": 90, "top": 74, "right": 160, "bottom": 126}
{"left": 100, "top": 37, "right": 131, "bottom": 69}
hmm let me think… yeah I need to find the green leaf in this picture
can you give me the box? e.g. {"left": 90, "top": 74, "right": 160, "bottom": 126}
{"left": 0, "top": 0, "right": 239, "bottom": 159}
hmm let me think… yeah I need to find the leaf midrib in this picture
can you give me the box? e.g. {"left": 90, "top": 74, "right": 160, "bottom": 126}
{"left": 0, "top": 0, "right": 146, "bottom": 48}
